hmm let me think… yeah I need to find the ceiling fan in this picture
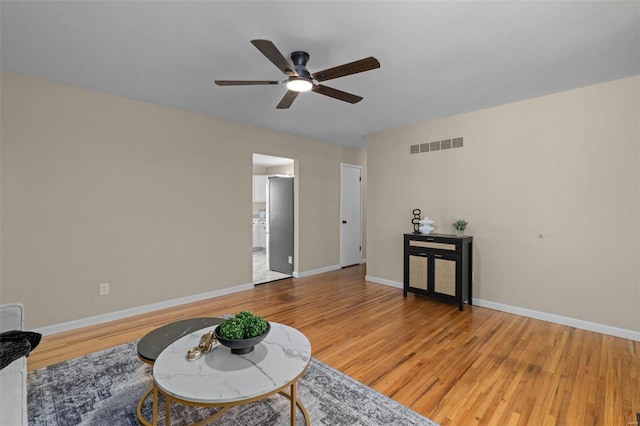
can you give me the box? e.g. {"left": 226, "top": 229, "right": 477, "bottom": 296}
{"left": 215, "top": 39, "right": 380, "bottom": 109}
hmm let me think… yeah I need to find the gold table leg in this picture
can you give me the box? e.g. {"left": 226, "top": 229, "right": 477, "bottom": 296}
{"left": 165, "top": 394, "right": 171, "bottom": 426}
{"left": 290, "top": 382, "right": 297, "bottom": 426}
{"left": 136, "top": 387, "right": 153, "bottom": 426}
{"left": 152, "top": 384, "right": 158, "bottom": 426}
{"left": 279, "top": 379, "right": 310, "bottom": 426}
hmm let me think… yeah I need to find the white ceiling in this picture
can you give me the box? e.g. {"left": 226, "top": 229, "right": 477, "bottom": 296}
{"left": 1, "top": 1, "right": 638, "bottom": 149}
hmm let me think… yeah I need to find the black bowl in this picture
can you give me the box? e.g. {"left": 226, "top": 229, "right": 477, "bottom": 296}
{"left": 214, "top": 322, "right": 270, "bottom": 354}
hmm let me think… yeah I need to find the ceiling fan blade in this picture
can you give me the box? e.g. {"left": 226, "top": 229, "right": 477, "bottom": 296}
{"left": 312, "top": 85, "right": 363, "bottom": 104}
{"left": 276, "top": 90, "right": 299, "bottom": 109}
{"left": 250, "top": 40, "right": 297, "bottom": 77}
{"left": 311, "top": 57, "right": 380, "bottom": 82}
{"left": 215, "top": 80, "right": 280, "bottom": 86}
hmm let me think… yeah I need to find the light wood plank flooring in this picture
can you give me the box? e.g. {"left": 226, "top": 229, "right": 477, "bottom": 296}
{"left": 28, "top": 265, "right": 639, "bottom": 425}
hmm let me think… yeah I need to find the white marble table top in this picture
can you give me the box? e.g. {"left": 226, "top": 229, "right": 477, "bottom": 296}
{"left": 153, "top": 322, "right": 311, "bottom": 404}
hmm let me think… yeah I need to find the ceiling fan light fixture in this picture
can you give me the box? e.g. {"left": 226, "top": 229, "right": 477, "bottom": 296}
{"left": 287, "top": 77, "right": 313, "bottom": 92}
{"left": 217, "top": 40, "right": 380, "bottom": 108}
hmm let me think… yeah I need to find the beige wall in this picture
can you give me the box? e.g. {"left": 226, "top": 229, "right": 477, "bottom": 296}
{"left": 0, "top": 72, "right": 364, "bottom": 328}
{"left": 366, "top": 76, "right": 640, "bottom": 332}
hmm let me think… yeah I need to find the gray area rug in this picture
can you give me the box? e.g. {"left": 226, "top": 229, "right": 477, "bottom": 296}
{"left": 28, "top": 341, "right": 438, "bottom": 425}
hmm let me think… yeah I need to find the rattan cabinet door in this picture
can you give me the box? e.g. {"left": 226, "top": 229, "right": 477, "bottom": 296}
{"left": 434, "top": 257, "right": 456, "bottom": 296}
{"left": 408, "top": 255, "right": 429, "bottom": 291}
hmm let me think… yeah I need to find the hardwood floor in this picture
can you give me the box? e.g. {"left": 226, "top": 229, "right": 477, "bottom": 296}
{"left": 28, "top": 265, "right": 639, "bottom": 425}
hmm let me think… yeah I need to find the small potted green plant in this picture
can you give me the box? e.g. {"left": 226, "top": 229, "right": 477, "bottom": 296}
{"left": 452, "top": 219, "right": 468, "bottom": 236}
{"left": 215, "top": 311, "right": 270, "bottom": 354}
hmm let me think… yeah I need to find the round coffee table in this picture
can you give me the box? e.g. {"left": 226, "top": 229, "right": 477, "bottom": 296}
{"left": 152, "top": 322, "right": 311, "bottom": 425}
{"left": 136, "top": 317, "right": 225, "bottom": 425}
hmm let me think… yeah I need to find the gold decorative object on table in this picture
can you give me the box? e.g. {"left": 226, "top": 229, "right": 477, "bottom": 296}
{"left": 186, "top": 331, "right": 216, "bottom": 361}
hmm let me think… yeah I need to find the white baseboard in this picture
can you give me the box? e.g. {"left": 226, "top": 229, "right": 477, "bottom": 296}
{"left": 364, "top": 275, "right": 639, "bottom": 342}
{"left": 365, "top": 275, "right": 403, "bottom": 289}
{"left": 293, "top": 260, "right": 365, "bottom": 279}
{"left": 293, "top": 264, "right": 341, "bottom": 278}
{"left": 473, "top": 299, "right": 640, "bottom": 342}
{"left": 36, "top": 273, "right": 640, "bottom": 343}
{"left": 34, "top": 283, "right": 254, "bottom": 336}
{"left": 37, "top": 264, "right": 346, "bottom": 335}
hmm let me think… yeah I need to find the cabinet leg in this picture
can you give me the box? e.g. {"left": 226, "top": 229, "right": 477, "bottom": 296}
{"left": 468, "top": 249, "right": 473, "bottom": 305}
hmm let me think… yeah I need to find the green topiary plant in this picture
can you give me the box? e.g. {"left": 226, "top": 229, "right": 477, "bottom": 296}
{"left": 219, "top": 311, "right": 268, "bottom": 340}
{"left": 453, "top": 219, "right": 468, "bottom": 231}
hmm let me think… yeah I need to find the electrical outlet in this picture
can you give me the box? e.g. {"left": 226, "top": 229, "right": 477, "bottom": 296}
{"left": 99, "top": 282, "right": 109, "bottom": 296}
{"left": 288, "top": 256, "right": 293, "bottom": 264}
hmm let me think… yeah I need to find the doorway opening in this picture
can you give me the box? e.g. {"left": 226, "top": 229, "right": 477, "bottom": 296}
{"left": 252, "top": 153, "right": 295, "bottom": 284}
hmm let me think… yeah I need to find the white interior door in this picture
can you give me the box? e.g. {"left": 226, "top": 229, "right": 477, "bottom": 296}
{"left": 340, "top": 164, "right": 362, "bottom": 267}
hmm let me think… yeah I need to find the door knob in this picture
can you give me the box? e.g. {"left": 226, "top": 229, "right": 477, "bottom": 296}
{"left": 342, "top": 220, "right": 347, "bottom": 224}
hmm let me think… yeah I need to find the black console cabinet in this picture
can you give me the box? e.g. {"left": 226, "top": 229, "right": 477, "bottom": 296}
{"left": 403, "top": 233, "right": 473, "bottom": 311}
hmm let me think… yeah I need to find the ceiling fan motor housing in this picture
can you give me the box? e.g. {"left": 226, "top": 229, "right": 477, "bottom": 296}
{"left": 290, "top": 51, "right": 312, "bottom": 79}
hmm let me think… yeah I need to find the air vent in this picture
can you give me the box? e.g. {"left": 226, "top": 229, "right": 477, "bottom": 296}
{"left": 409, "top": 137, "right": 464, "bottom": 155}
